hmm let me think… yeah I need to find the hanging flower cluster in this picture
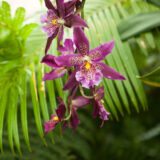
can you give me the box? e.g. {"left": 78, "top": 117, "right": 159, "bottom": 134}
{"left": 41, "top": 0, "right": 126, "bottom": 135}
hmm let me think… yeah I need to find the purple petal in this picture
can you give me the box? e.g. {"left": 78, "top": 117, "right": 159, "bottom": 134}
{"left": 43, "top": 67, "right": 67, "bottom": 81}
{"left": 64, "top": 0, "right": 76, "bottom": 17}
{"left": 93, "top": 99, "right": 110, "bottom": 128}
{"left": 41, "top": 54, "right": 59, "bottom": 68}
{"left": 70, "top": 108, "right": 80, "bottom": 130}
{"left": 58, "top": 39, "right": 74, "bottom": 55}
{"left": 75, "top": 0, "right": 82, "bottom": 9}
{"left": 63, "top": 67, "right": 79, "bottom": 91}
{"left": 44, "top": 0, "right": 57, "bottom": 14}
{"left": 72, "top": 96, "right": 91, "bottom": 108}
{"left": 89, "top": 40, "right": 115, "bottom": 61}
{"left": 44, "top": 114, "right": 58, "bottom": 134}
{"left": 92, "top": 100, "right": 99, "bottom": 118}
{"left": 73, "top": 27, "right": 89, "bottom": 56}
{"left": 96, "top": 62, "right": 126, "bottom": 80}
{"left": 56, "top": 0, "right": 65, "bottom": 17}
{"left": 55, "top": 54, "right": 83, "bottom": 67}
{"left": 56, "top": 97, "right": 66, "bottom": 120}
{"left": 64, "top": 14, "right": 88, "bottom": 28}
{"left": 40, "top": 14, "right": 48, "bottom": 23}
{"left": 45, "top": 28, "right": 59, "bottom": 54}
{"left": 96, "top": 86, "right": 104, "bottom": 101}
{"left": 57, "top": 25, "right": 64, "bottom": 47}
{"left": 62, "top": 121, "right": 68, "bottom": 132}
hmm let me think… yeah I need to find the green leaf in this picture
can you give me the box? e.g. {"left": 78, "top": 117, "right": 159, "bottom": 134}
{"left": 138, "top": 67, "right": 160, "bottom": 87}
{"left": 1, "top": 1, "right": 11, "bottom": 23}
{"left": 0, "top": 86, "right": 8, "bottom": 153}
{"left": 147, "top": 0, "right": 160, "bottom": 7}
{"left": 13, "top": 7, "right": 25, "bottom": 29}
{"left": 12, "top": 88, "right": 21, "bottom": 155}
{"left": 20, "top": 72, "right": 31, "bottom": 151}
{"left": 19, "top": 23, "right": 37, "bottom": 40}
{"left": 118, "top": 11, "right": 160, "bottom": 40}
{"left": 29, "top": 63, "right": 46, "bottom": 144}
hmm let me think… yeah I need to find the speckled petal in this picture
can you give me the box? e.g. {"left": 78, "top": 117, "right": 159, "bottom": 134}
{"left": 89, "top": 40, "right": 115, "bottom": 61}
{"left": 42, "top": 67, "right": 67, "bottom": 81}
{"left": 73, "top": 27, "right": 89, "bottom": 56}
{"left": 55, "top": 54, "right": 83, "bottom": 67}
{"left": 96, "top": 62, "right": 126, "bottom": 80}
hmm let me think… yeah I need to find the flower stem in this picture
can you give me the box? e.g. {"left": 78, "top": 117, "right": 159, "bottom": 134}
{"left": 79, "top": 84, "right": 95, "bottom": 99}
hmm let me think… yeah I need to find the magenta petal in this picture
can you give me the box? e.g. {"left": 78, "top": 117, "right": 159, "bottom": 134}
{"left": 43, "top": 67, "right": 67, "bottom": 81}
{"left": 96, "top": 86, "right": 104, "bottom": 101}
{"left": 40, "top": 14, "right": 48, "bottom": 23}
{"left": 44, "top": 121, "right": 55, "bottom": 133}
{"left": 41, "top": 54, "right": 59, "bottom": 67}
{"left": 72, "top": 96, "right": 91, "bottom": 108}
{"left": 70, "top": 108, "right": 80, "bottom": 130}
{"left": 89, "top": 40, "right": 115, "bottom": 61}
{"left": 45, "top": 28, "right": 59, "bottom": 54}
{"left": 56, "top": 0, "right": 65, "bottom": 17}
{"left": 44, "top": 0, "right": 57, "bottom": 14}
{"left": 64, "top": 0, "right": 76, "bottom": 17}
{"left": 62, "top": 121, "right": 68, "bottom": 132}
{"left": 55, "top": 54, "right": 83, "bottom": 67}
{"left": 92, "top": 101, "right": 99, "bottom": 118}
{"left": 58, "top": 39, "right": 74, "bottom": 55}
{"left": 65, "top": 14, "right": 88, "bottom": 28}
{"left": 63, "top": 67, "right": 79, "bottom": 91}
{"left": 57, "top": 25, "right": 64, "bottom": 47}
{"left": 56, "top": 97, "right": 66, "bottom": 120}
{"left": 73, "top": 27, "right": 89, "bottom": 56}
{"left": 44, "top": 114, "right": 58, "bottom": 133}
{"left": 97, "top": 62, "right": 126, "bottom": 80}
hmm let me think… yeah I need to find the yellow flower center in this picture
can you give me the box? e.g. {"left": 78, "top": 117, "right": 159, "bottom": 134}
{"left": 52, "top": 19, "right": 57, "bottom": 25}
{"left": 85, "top": 61, "right": 91, "bottom": 70}
{"left": 53, "top": 116, "right": 59, "bottom": 121}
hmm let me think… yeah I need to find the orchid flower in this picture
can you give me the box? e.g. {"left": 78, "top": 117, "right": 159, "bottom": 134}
{"left": 41, "top": 0, "right": 88, "bottom": 54}
{"left": 55, "top": 27, "right": 126, "bottom": 89}
{"left": 41, "top": 39, "right": 74, "bottom": 81}
{"left": 92, "top": 86, "right": 110, "bottom": 128}
{"left": 45, "top": 96, "right": 90, "bottom": 134}
{"left": 44, "top": 97, "right": 66, "bottom": 134}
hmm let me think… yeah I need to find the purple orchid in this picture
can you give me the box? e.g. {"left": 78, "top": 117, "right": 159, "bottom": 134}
{"left": 55, "top": 27, "right": 126, "bottom": 89}
{"left": 41, "top": 39, "right": 74, "bottom": 81}
{"left": 44, "top": 97, "right": 66, "bottom": 134}
{"left": 41, "top": 0, "right": 88, "bottom": 54}
{"left": 62, "top": 96, "right": 91, "bottom": 132}
{"left": 44, "top": 96, "right": 90, "bottom": 134}
{"left": 92, "top": 86, "right": 110, "bottom": 128}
